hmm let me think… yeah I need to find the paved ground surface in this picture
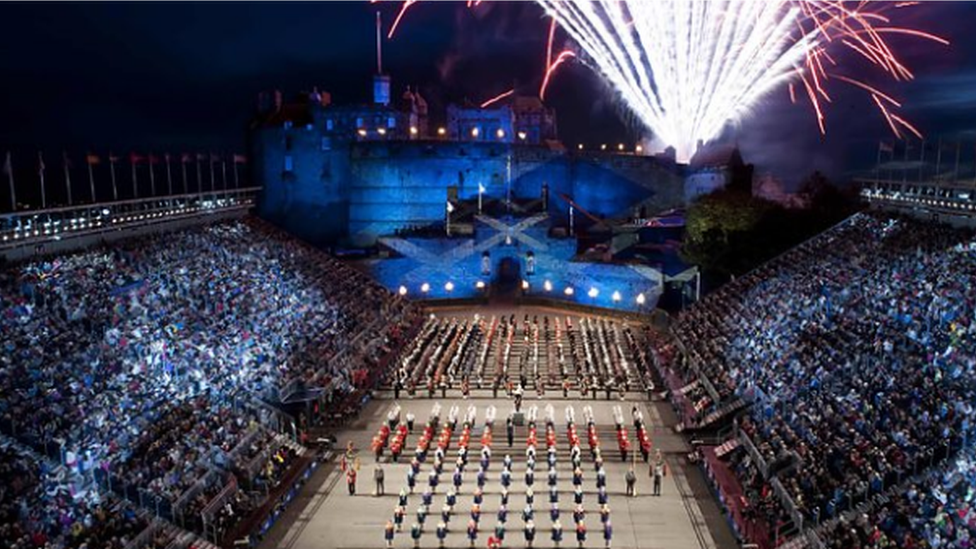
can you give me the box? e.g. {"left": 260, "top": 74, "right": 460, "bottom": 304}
{"left": 257, "top": 306, "right": 739, "bottom": 549}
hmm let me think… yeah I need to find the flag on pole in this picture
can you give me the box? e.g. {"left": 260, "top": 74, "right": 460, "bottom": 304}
{"left": 108, "top": 152, "right": 119, "bottom": 201}
{"left": 3, "top": 151, "right": 15, "bottom": 211}
{"left": 129, "top": 153, "right": 142, "bottom": 198}
{"left": 38, "top": 152, "right": 47, "bottom": 209}
{"left": 37, "top": 151, "right": 47, "bottom": 210}
{"left": 62, "top": 151, "right": 74, "bottom": 206}
{"left": 86, "top": 152, "right": 98, "bottom": 203}
{"left": 163, "top": 153, "right": 173, "bottom": 196}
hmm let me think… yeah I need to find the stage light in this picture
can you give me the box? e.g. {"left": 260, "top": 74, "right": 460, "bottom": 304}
{"left": 496, "top": 129, "right": 505, "bottom": 139}
{"left": 445, "top": 281, "right": 455, "bottom": 292}
{"left": 544, "top": 280, "right": 553, "bottom": 292}
{"left": 421, "top": 283, "right": 430, "bottom": 294}
{"left": 410, "top": 126, "right": 418, "bottom": 135}
{"left": 521, "top": 280, "right": 529, "bottom": 290}
{"left": 600, "top": 144, "right": 607, "bottom": 151}
{"left": 564, "top": 287, "right": 574, "bottom": 296}
{"left": 471, "top": 127, "right": 480, "bottom": 138}
{"left": 617, "top": 143, "right": 624, "bottom": 151}
{"left": 377, "top": 127, "right": 387, "bottom": 136}
{"left": 476, "top": 280, "right": 486, "bottom": 290}
{"left": 588, "top": 287, "right": 599, "bottom": 298}
{"left": 635, "top": 145, "right": 643, "bottom": 153}
{"left": 518, "top": 131, "right": 527, "bottom": 140}
{"left": 612, "top": 291, "right": 622, "bottom": 302}
{"left": 399, "top": 285, "right": 408, "bottom": 296}
{"left": 357, "top": 128, "right": 367, "bottom": 137}
{"left": 636, "top": 293, "right": 646, "bottom": 305}
{"left": 437, "top": 127, "right": 447, "bottom": 136}
{"left": 577, "top": 144, "right": 583, "bottom": 150}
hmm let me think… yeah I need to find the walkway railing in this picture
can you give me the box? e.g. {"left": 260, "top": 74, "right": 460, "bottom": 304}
{"left": 0, "top": 187, "right": 259, "bottom": 254}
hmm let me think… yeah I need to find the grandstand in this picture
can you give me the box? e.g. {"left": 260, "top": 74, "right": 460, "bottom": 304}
{"left": 1, "top": 174, "right": 974, "bottom": 549}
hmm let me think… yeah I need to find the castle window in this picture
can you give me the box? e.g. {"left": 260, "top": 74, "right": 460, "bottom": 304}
{"left": 355, "top": 117, "right": 363, "bottom": 128}
{"left": 284, "top": 156, "right": 294, "bottom": 172}
{"left": 387, "top": 117, "right": 396, "bottom": 128}
{"left": 283, "top": 120, "right": 293, "bottom": 130}
{"left": 326, "top": 119, "right": 334, "bottom": 131}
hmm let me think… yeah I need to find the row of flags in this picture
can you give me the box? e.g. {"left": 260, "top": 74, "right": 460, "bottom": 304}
{"left": 2, "top": 151, "right": 248, "bottom": 212}
{"left": 81, "top": 153, "right": 248, "bottom": 165}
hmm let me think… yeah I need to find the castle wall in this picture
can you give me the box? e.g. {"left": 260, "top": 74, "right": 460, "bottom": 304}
{"left": 254, "top": 125, "right": 349, "bottom": 244}
{"left": 255, "top": 134, "right": 687, "bottom": 247}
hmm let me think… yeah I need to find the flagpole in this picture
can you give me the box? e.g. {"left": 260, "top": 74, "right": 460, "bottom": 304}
{"left": 233, "top": 161, "right": 239, "bottom": 189}
{"left": 209, "top": 156, "right": 216, "bottom": 196}
{"left": 109, "top": 154, "right": 118, "bottom": 201}
{"left": 87, "top": 156, "right": 96, "bottom": 203}
{"left": 63, "top": 151, "right": 73, "bottom": 206}
{"left": 196, "top": 156, "right": 203, "bottom": 195}
{"left": 181, "top": 157, "right": 188, "bottom": 194}
{"left": 221, "top": 159, "right": 228, "bottom": 193}
{"left": 954, "top": 141, "right": 961, "bottom": 184}
{"left": 446, "top": 200, "right": 452, "bottom": 237}
{"left": 131, "top": 156, "right": 139, "bottom": 199}
{"left": 918, "top": 139, "right": 925, "bottom": 183}
{"left": 165, "top": 155, "right": 173, "bottom": 196}
{"left": 4, "top": 152, "right": 15, "bottom": 212}
{"left": 38, "top": 151, "right": 47, "bottom": 209}
{"left": 874, "top": 142, "right": 882, "bottom": 188}
{"left": 902, "top": 141, "right": 909, "bottom": 183}
{"left": 148, "top": 153, "right": 156, "bottom": 197}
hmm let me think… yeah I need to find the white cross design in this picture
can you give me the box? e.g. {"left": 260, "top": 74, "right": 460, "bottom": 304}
{"left": 376, "top": 213, "right": 549, "bottom": 281}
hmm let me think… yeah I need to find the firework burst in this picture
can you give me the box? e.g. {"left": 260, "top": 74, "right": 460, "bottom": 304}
{"left": 374, "top": 1, "right": 946, "bottom": 160}
{"left": 537, "top": 0, "right": 947, "bottom": 160}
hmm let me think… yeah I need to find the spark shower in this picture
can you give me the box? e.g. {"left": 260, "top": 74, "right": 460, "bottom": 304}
{"left": 380, "top": 0, "right": 947, "bottom": 160}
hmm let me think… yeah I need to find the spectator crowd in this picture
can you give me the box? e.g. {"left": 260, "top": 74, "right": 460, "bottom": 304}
{"left": 0, "top": 219, "right": 421, "bottom": 546}
{"left": 666, "top": 212, "right": 976, "bottom": 548}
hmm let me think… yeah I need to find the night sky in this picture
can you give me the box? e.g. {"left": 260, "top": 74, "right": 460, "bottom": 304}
{"left": 1, "top": 1, "right": 975, "bottom": 199}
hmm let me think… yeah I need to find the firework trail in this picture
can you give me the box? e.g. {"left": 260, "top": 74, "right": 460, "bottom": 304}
{"left": 537, "top": 0, "right": 947, "bottom": 160}
{"left": 374, "top": 1, "right": 945, "bottom": 160}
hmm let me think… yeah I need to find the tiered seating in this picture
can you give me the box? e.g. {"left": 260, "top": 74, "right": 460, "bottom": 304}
{"left": 0, "top": 218, "right": 421, "bottom": 545}
{"left": 659, "top": 213, "right": 976, "bottom": 547}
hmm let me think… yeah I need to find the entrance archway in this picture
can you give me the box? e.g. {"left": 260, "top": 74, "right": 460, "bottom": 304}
{"left": 492, "top": 256, "right": 521, "bottom": 301}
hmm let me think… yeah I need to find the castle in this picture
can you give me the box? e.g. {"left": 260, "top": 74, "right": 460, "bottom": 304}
{"left": 249, "top": 66, "right": 740, "bottom": 248}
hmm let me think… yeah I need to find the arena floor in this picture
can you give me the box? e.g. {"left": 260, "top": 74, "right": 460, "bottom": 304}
{"left": 259, "top": 307, "right": 738, "bottom": 549}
